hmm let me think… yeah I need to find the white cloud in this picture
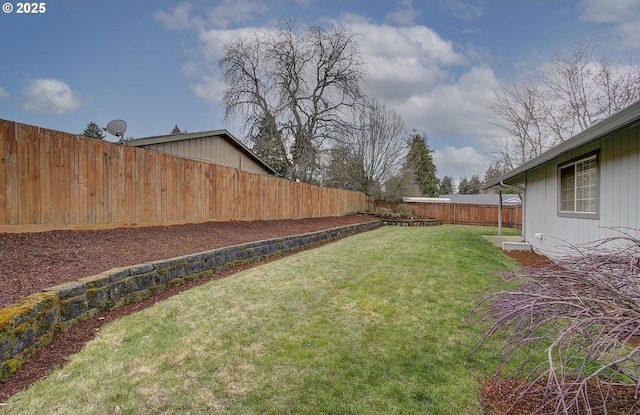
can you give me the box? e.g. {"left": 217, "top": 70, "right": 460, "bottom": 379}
{"left": 345, "top": 16, "right": 467, "bottom": 68}
{"left": 394, "top": 66, "right": 500, "bottom": 140}
{"left": 433, "top": 146, "right": 489, "bottom": 180}
{"left": 197, "top": 27, "right": 260, "bottom": 60}
{"left": 187, "top": 26, "right": 268, "bottom": 99}
{"left": 205, "top": 0, "right": 268, "bottom": 29}
{"left": 154, "top": 0, "right": 268, "bottom": 31}
{"left": 341, "top": 15, "right": 469, "bottom": 103}
{"left": 578, "top": 0, "right": 640, "bottom": 49}
{"left": 190, "top": 75, "right": 225, "bottom": 103}
{"left": 0, "top": 87, "right": 9, "bottom": 99}
{"left": 154, "top": 2, "right": 199, "bottom": 30}
{"left": 437, "top": 0, "right": 484, "bottom": 21}
{"left": 334, "top": 16, "right": 501, "bottom": 153}
{"left": 578, "top": 0, "right": 639, "bottom": 23}
{"left": 22, "top": 78, "right": 81, "bottom": 115}
{"left": 386, "top": 0, "right": 419, "bottom": 26}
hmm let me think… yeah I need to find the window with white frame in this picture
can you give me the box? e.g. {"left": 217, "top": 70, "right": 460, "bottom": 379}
{"left": 559, "top": 154, "right": 598, "bottom": 216}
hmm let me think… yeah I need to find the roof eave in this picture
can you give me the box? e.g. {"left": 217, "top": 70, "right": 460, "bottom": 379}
{"left": 482, "top": 172, "right": 527, "bottom": 189}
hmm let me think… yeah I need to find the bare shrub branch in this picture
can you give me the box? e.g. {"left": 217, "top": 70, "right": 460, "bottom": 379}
{"left": 470, "top": 229, "right": 640, "bottom": 414}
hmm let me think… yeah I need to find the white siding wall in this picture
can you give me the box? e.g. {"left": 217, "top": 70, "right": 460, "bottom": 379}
{"left": 524, "top": 124, "right": 639, "bottom": 257}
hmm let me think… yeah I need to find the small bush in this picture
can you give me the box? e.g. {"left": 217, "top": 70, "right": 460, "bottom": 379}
{"left": 397, "top": 203, "right": 414, "bottom": 217}
{"left": 375, "top": 207, "right": 403, "bottom": 218}
{"left": 375, "top": 204, "right": 415, "bottom": 218}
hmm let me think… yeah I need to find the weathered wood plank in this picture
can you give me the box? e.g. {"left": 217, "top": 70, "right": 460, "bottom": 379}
{"left": 38, "top": 129, "right": 52, "bottom": 224}
{"left": 27, "top": 126, "right": 41, "bottom": 223}
{"left": 68, "top": 135, "right": 80, "bottom": 224}
{"left": 0, "top": 121, "right": 16, "bottom": 225}
{"left": 77, "top": 136, "right": 89, "bottom": 223}
{"left": 16, "top": 123, "right": 31, "bottom": 224}
{"left": 0, "top": 121, "right": 7, "bottom": 225}
{"left": 85, "top": 137, "right": 98, "bottom": 223}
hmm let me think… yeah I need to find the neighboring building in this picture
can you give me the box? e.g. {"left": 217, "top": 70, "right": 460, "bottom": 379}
{"left": 402, "top": 194, "right": 521, "bottom": 205}
{"left": 127, "top": 130, "right": 278, "bottom": 176}
{"left": 438, "top": 194, "right": 521, "bottom": 206}
{"left": 483, "top": 100, "right": 640, "bottom": 257}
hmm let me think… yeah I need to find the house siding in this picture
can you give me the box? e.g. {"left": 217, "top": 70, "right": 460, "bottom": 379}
{"left": 141, "top": 135, "right": 270, "bottom": 175}
{"left": 524, "top": 123, "right": 639, "bottom": 257}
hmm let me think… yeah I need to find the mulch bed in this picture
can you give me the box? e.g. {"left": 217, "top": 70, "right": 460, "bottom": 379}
{"left": 1, "top": 227, "right": 637, "bottom": 413}
{"left": 0, "top": 216, "right": 375, "bottom": 309}
{"left": 0, "top": 216, "right": 375, "bottom": 402}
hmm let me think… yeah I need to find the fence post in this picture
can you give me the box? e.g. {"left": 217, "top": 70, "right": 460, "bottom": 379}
{"left": 498, "top": 190, "right": 502, "bottom": 235}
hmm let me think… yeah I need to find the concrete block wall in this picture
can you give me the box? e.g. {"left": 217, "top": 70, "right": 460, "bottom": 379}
{"left": 0, "top": 220, "right": 382, "bottom": 380}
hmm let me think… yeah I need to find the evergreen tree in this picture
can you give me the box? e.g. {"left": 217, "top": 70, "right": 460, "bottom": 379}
{"left": 404, "top": 132, "right": 439, "bottom": 197}
{"left": 484, "top": 161, "right": 508, "bottom": 183}
{"left": 468, "top": 174, "right": 483, "bottom": 194}
{"left": 250, "top": 115, "right": 290, "bottom": 177}
{"left": 81, "top": 122, "right": 105, "bottom": 140}
{"left": 438, "top": 175, "right": 455, "bottom": 195}
{"left": 484, "top": 161, "right": 520, "bottom": 194}
{"left": 458, "top": 175, "right": 482, "bottom": 194}
{"left": 171, "top": 125, "right": 182, "bottom": 134}
{"left": 458, "top": 176, "right": 471, "bottom": 194}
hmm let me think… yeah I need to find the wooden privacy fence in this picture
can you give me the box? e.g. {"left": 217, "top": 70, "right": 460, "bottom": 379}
{"left": 0, "top": 120, "right": 370, "bottom": 231}
{"left": 375, "top": 200, "right": 522, "bottom": 229}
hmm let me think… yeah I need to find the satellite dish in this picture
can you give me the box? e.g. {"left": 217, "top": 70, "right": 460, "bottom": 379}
{"left": 105, "top": 119, "right": 127, "bottom": 140}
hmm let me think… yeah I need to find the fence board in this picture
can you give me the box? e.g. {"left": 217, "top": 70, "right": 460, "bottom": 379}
{"left": 3, "top": 122, "right": 17, "bottom": 225}
{"left": 16, "top": 124, "right": 31, "bottom": 224}
{"left": 28, "top": 127, "right": 40, "bottom": 224}
{"left": 102, "top": 141, "right": 113, "bottom": 223}
{"left": 69, "top": 135, "right": 80, "bottom": 224}
{"left": 79, "top": 137, "right": 89, "bottom": 223}
{"left": 0, "top": 122, "right": 8, "bottom": 225}
{"left": 84, "top": 138, "right": 95, "bottom": 223}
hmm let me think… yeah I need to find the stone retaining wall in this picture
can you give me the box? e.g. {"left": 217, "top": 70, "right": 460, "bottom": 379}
{"left": 0, "top": 220, "right": 382, "bottom": 380}
{"left": 381, "top": 219, "right": 441, "bottom": 226}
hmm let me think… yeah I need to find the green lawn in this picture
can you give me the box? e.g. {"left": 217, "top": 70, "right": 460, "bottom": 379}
{"left": 1, "top": 225, "right": 520, "bottom": 415}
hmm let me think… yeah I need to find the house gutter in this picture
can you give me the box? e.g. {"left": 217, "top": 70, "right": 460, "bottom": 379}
{"left": 500, "top": 181, "right": 527, "bottom": 242}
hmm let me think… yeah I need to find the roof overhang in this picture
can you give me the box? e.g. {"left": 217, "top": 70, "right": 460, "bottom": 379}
{"left": 483, "top": 100, "right": 640, "bottom": 189}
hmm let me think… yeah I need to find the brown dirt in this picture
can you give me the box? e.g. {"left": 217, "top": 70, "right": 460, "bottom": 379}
{"left": 501, "top": 249, "right": 552, "bottom": 268}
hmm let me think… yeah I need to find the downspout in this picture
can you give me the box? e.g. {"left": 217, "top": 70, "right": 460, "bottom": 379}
{"left": 500, "top": 181, "right": 526, "bottom": 243}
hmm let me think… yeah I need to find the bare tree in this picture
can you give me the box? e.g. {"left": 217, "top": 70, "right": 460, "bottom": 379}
{"left": 543, "top": 41, "right": 640, "bottom": 135}
{"left": 219, "top": 19, "right": 365, "bottom": 183}
{"left": 469, "top": 231, "right": 640, "bottom": 414}
{"left": 488, "top": 40, "right": 640, "bottom": 169}
{"left": 326, "top": 98, "right": 406, "bottom": 197}
{"left": 488, "top": 76, "right": 560, "bottom": 169}
{"left": 380, "top": 170, "right": 415, "bottom": 202}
